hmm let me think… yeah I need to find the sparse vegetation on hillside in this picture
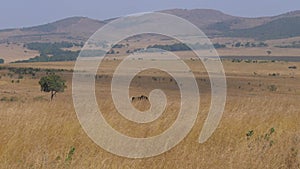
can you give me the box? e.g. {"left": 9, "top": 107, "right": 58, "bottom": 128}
{"left": 275, "top": 41, "right": 300, "bottom": 48}
{"left": 231, "top": 41, "right": 268, "bottom": 48}
{"left": 0, "top": 66, "right": 72, "bottom": 80}
{"left": 147, "top": 42, "right": 226, "bottom": 51}
{"left": 14, "top": 42, "right": 81, "bottom": 63}
{"left": 225, "top": 17, "right": 300, "bottom": 40}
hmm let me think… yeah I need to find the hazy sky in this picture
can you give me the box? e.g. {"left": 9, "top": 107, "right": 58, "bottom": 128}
{"left": 0, "top": 0, "right": 299, "bottom": 29}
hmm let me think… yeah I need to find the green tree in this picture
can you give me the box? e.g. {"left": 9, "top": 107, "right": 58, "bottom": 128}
{"left": 38, "top": 74, "right": 66, "bottom": 100}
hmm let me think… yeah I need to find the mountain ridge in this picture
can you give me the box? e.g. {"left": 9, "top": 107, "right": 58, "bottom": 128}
{"left": 1, "top": 9, "right": 300, "bottom": 43}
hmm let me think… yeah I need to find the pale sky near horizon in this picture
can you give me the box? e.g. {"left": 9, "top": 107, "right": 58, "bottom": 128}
{"left": 0, "top": 0, "right": 299, "bottom": 29}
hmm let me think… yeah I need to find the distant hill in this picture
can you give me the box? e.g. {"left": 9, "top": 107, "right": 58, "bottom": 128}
{"left": 225, "top": 16, "right": 300, "bottom": 40}
{"left": 21, "top": 17, "right": 106, "bottom": 34}
{"left": 160, "top": 9, "right": 236, "bottom": 35}
{"left": 0, "top": 9, "right": 300, "bottom": 43}
{"left": 0, "top": 17, "right": 106, "bottom": 43}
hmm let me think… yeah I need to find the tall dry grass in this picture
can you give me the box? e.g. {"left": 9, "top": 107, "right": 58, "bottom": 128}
{"left": 0, "top": 60, "right": 299, "bottom": 168}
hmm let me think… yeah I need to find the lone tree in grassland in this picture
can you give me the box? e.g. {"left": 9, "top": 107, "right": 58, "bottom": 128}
{"left": 39, "top": 74, "right": 66, "bottom": 100}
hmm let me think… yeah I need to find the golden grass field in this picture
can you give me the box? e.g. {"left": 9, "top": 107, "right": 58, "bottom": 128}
{"left": 0, "top": 43, "right": 39, "bottom": 63}
{"left": 0, "top": 58, "right": 300, "bottom": 168}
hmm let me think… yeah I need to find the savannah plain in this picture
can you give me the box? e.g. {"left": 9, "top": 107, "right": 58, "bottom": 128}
{"left": 0, "top": 54, "right": 299, "bottom": 168}
{"left": 0, "top": 9, "right": 300, "bottom": 169}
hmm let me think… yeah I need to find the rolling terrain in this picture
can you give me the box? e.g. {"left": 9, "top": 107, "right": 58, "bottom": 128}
{"left": 0, "top": 8, "right": 300, "bottom": 169}
{"left": 0, "top": 9, "right": 300, "bottom": 63}
{"left": 0, "top": 59, "right": 299, "bottom": 168}
{"left": 1, "top": 9, "right": 300, "bottom": 43}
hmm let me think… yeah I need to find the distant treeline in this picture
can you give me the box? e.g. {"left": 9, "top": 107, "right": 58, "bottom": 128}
{"left": 0, "top": 66, "right": 72, "bottom": 79}
{"left": 233, "top": 41, "right": 268, "bottom": 48}
{"left": 147, "top": 42, "right": 226, "bottom": 52}
{"left": 25, "top": 41, "right": 81, "bottom": 51}
{"left": 15, "top": 42, "right": 82, "bottom": 63}
{"left": 275, "top": 43, "right": 300, "bottom": 48}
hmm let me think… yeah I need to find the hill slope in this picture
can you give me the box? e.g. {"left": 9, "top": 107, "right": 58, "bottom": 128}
{"left": 0, "top": 17, "right": 106, "bottom": 43}
{"left": 0, "top": 9, "right": 300, "bottom": 43}
{"left": 225, "top": 16, "right": 300, "bottom": 40}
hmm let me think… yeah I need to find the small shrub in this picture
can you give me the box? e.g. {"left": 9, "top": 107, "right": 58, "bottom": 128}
{"left": 247, "top": 127, "right": 276, "bottom": 152}
{"left": 268, "top": 85, "right": 277, "bottom": 92}
{"left": 9, "top": 97, "right": 18, "bottom": 101}
{"left": 231, "top": 59, "right": 243, "bottom": 63}
{"left": 0, "top": 96, "right": 18, "bottom": 102}
{"left": 55, "top": 156, "right": 61, "bottom": 161}
{"left": 269, "top": 127, "right": 275, "bottom": 135}
{"left": 269, "top": 140, "right": 274, "bottom": 147}
{"left": 18, "top": 75, "right": 24, "bottom": 79}
{"left": 268, "top": 73, "right": 280, "bottom": 77}
{"left": 7, "top": 73, "right": 13, "bottom": 78}
{"left": 246, "top": 130, "right": 254, "bottom": 138}
{"left": 0, "top": 97, "right": 8, "bottom": 101}
{"left": 288, "top": 66, "right": 297, "bottom": 69}
{"left": 65, "top": 146, "right": 75, "bottom": 162}
{"left": 264, "top": 128, "right": 275, "bottom": 145}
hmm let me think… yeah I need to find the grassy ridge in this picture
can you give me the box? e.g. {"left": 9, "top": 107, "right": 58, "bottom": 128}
{"left": 224, "top": 17, "right": 300, "bottom": 40}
